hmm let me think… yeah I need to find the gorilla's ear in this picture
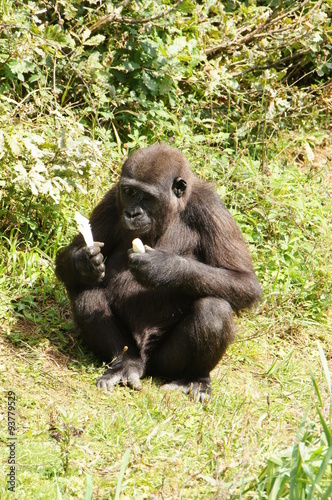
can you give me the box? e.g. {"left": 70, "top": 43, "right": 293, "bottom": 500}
{"left": 172, "top": 177, "right": 187, "bottom": 198}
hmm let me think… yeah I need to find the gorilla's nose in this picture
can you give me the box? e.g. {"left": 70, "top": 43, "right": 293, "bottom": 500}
{"left": 124, "top": 205, "right": 144, "bottom": 220}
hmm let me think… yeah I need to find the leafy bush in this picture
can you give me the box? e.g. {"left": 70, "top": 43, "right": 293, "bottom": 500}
{"left": 1, "top": 0, "right": 332, "bottom": 320}
{"left": 0, "top": 116, "right": 104, "bottom": 237}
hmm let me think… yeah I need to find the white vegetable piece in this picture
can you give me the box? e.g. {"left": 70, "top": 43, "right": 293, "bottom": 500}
{"left": 75, "top": 211, "right": 94, "bottom": 247}
{"left": 132, "top": 238, "right": 145, "bottom": 254}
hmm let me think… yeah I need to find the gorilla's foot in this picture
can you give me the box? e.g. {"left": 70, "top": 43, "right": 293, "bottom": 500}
{"left": 161, "top": 377, "right": 211, "bottom": 402}
{"left": 96, "top": 357, "right": 144, "bottom": 393}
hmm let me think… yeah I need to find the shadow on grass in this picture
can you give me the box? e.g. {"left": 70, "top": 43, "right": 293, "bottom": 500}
{"left": 3, "top": 287, "right": 102, "bottom": 372}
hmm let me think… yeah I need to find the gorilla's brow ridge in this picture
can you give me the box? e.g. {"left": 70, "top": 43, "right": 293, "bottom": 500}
{"left": 120, "top": 178, "right": 165, "bottom": 198}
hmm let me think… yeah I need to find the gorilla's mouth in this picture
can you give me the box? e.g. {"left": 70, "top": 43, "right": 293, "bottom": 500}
{"left": 122, "top": 216, "right": 151, "bottom": 234}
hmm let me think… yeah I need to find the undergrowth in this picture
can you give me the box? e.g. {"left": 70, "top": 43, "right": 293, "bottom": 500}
{"left": 1, "top": 0, "right": 332, "bottom": 498}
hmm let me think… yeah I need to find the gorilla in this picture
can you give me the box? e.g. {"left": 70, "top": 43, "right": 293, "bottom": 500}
{"left": 55, "top": 144, "right": 261, "bottom": 400}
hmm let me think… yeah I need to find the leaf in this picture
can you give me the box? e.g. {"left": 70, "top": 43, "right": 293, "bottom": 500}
{"left": 123, "top": 61, "right": 140, "bottom": 72}
{"left": 83, "top": 34, "right": 106, "bottom": 46}
{"left": 142, "top": 71, "right": 158, "bottom": 93}
{"left": 7, "top": 59, "right": 35, "bottom": 76}
{"left": 44, "top": 26, "right": 75, "bottom": 48}
{"left": 4, "top": 133, "right": 21, "bottom": 155}
{"left": 23, "top": 138, "right": 43, "bottom": 159}
{"left": 159, "top": 75, "right": 173, "bottom": 95}
{"left": 82, "top": 28, "right": 91, "bottom": 43}
{"left": 168, "top": 36, "right": 187, "bottom": 56}
{"left": 140, "top": 41, "right": 157, "bottom": 58}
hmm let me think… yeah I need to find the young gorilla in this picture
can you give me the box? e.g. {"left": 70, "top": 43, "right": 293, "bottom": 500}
{"left": 56, "top": 144, "right": 261, "bottom": 400}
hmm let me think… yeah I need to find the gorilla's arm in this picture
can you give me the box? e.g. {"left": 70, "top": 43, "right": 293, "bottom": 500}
{"left": 128, "top": 248, "right": 260, "bottom": 311}
{"left": 128, "top": 186, "right": 261, "bottom": 311}
{"left": 55, "top": 186, "right": 120, "bottom": 291}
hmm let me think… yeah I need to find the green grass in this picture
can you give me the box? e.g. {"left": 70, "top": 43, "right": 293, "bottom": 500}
{"left": 1, "top": 0, "right": 332, "bottom": 496}
{"left": 1, "top": 133, "right": 332, "bottom": 498}
{"left": 0, "top": 315, "right": 331, "bottom": 498}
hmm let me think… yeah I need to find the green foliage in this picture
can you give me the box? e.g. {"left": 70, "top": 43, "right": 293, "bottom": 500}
{"left": 229, "top": 151, "right": 331, "bottom": 322}
{"left": 0, "top": 118, "right": 104, "bottom": 238}
{"left": 1, "top": 0, "right": 332, "bottom": 498}
{"left": 1, "top": 1, "right": 331, "bottom": 197}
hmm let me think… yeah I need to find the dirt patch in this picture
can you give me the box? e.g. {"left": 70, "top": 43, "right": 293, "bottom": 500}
{"left": 311, "top": 136, "right": 332, "bottom": 170}
{"left": 295, "top": 133, "right": 332, "bottom": 178}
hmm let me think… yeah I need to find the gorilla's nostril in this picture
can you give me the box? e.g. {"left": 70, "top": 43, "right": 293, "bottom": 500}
{"left": 125, "top": 206, "right": 144, "bottom": 219}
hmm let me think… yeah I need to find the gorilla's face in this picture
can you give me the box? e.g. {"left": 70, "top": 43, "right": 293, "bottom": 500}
{"left": 119, "top": 145, "right": 189, "bottom": 239}
{"left": 119, "top": 176, "right": 188, "bottom": 237}
{"left": 119, "top": 180, "right": 160, "bottom": 236}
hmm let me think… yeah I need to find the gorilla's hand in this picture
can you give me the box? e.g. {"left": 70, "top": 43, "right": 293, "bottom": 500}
{"left": 73, "top": 242, "right": 105, "bottom": 284}
{"left": 128, "top": 247, "right": 186, "bottom": 288}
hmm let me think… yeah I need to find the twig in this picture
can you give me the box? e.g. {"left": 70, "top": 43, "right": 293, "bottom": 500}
{"left": 122, "top": 0, "right": 184, "bottom": 25}
{"left": 242, "top": 48, "right": 312, "bottom": 76}
{"left": 60, "top": 50, "right": 101, "bottom": 128}
{"left": 305, "top": 0, "right": 323, "bottom": 20}
{"left": 90, "top": 0, "right": 131, "bottom": 32}
{"left": 11, "top": 88, "right": 53, "bottom": 116}
{"left": 90, "top": 0, "right": 184, "bottom": 32}
{"left": 265, "top": 0, "right": 311, "bottom": 26}
{"left": 204, "top": 0, "right": 312, "bottom": 57}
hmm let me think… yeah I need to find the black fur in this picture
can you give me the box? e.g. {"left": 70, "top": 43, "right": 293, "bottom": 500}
{"left": 55, "top": 144, "right": 261, "bottom": 400}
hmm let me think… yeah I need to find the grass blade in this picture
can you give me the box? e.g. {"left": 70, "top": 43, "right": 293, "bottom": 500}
{"left": 56, "top": 474, "right": 63, "bottom": 500}
{"left": 114, "top": 449, "right": 131, "bottom": 500}
{"left": 85, "top": 474, "right": 93, "bottom": 500}
{"left": 307, "top": 445, "right": 332, "bottom": 500}
{"left": 309, "top": 367, "right": 323, "bottom": 407}
{"left": 111, "top": 121, "right": 122, "bottom": 155}
{"left": 316, "top": 341, "right": 331, "bottom": 395}
{"left": 266, "top": 348, "right": 294, "bottom": 376}
{"left": 316, "top": 405, "right": 332, "bottom": 447}
{"left": 321, "top": 481, "right": 332, "bottom": 500}
{"left": 269, "top": 473, "right": 288, "bottom": 500}
{"left": 289, "top": 405, "right": 310, "bottom": 500}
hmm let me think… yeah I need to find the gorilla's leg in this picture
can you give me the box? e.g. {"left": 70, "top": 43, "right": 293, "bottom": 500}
{"left": 73, "top": 289, "right": 144, "bottom": 391}
{"left": 147, "top": 297, "right": 236, "bottom": 401}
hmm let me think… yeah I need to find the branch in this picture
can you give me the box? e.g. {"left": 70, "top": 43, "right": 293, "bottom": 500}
{"left": 242, "top": 48, "right": 312, "bottom": 76}
{"left": 90, "top": 0, "right": 184, "bottom": 32}
{"left": 61, "top": 51, "right": 101, "bottom": 128}
{"left": 204, "top": 0, "right": 313, "bottom": 57}
{"left": 122, "top": 0, "right": 184, "bottom": 24}
{"left": 90, "top": 0, "right": 132, "bottom": 32}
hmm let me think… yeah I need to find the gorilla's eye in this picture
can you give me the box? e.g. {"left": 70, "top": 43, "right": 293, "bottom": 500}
{"left": 122, "top": 186, "right": 139, "bottom": 199}
{"left": 172, "top": 177, "right": 187, "bottom": 198}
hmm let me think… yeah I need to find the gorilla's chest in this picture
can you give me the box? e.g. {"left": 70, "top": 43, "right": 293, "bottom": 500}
{"left": 107, "top": 261, "right": 189, "bottom": 335}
